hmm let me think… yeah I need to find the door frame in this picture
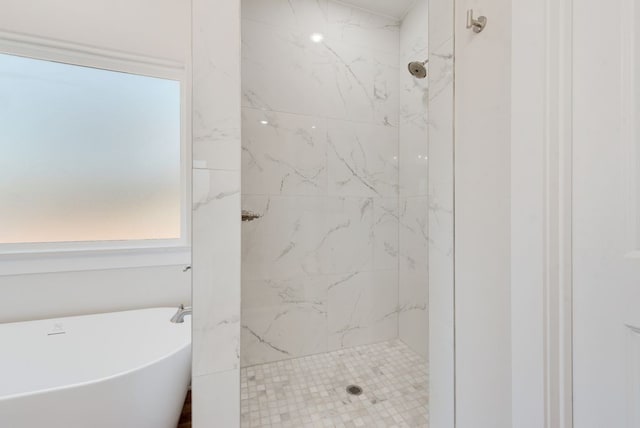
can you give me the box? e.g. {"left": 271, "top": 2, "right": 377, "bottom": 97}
{"left": 510, "top": 0, "right": 573, "bottom": 426}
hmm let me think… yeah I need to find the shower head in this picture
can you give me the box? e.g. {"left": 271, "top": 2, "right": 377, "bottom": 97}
{"left": 408, "top": 59, "right": 428, "bottom": 79}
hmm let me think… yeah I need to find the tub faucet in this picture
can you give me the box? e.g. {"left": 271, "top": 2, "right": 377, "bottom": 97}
{"left": 170, "top": 304, "right": 192, "bottom": 323}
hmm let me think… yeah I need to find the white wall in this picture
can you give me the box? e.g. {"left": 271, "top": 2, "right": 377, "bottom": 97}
{"left": 0, "top": 0, "right": 191, "bottom": 323}
{"left": 0, "top": 267, "right": 190, "bottom": 323}
{"left": 0, "top": 0, "right": 189, "bottom": 63}
{"left": 450, "top": 1, "right": 572, "bottom": 425}
{"left": 454, "top": 0, "right": 512, "bottom": 427}
{"left": 509, "top": 0, "right": 549, "bottom": 426}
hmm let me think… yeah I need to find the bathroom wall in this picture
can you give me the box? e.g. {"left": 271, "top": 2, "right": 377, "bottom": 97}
{"left": 398, "top": 0, "right": 429, "bottom": 359}
{"left": 240, "top": 0, "right": 401, "bottom": 366}
{"left": 0, "top": 267, "right": 189, "bottom": 323}
{"left": 0, "top": 0, "right": 190, "bottom": 61}
{"left": 455, "top": 0, "right": 512, "bottom": 426}
{"left": 0, "top": 0, "right": 191, "bottom": 323}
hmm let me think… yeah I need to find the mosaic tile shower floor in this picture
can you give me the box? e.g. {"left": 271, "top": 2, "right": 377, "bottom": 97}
{"left": 240, "top": 340, "right": 429, "bottom": 428}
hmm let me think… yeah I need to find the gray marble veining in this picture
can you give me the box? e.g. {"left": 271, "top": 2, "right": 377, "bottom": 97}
{"left": 240, "top": 0, "right": 403, "bottom": 367}
{"left": 191, "top": 0, "right": 242, "bottom": 425}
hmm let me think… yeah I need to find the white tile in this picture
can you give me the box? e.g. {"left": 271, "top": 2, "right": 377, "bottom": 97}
{"left": 373, "top": 49, "right": 400, "bottom": 127}
{"left": 327, "top": 119, "right": 399, "bottom": 197}
{"left": 399, "top": 122, "right": 429, "bottom": 198}
{"left": 241, "top": 19, "right": 333, "bottom": 117}
{"left": 242, "top": 2, "right": 400, "bottom": 125}
{"left": 241, "top": 195, "right": 377, "bottom": 280}
{"left": 193, "top": 369, "right": 240, "bottom": 428}
{"left": 399, "top": 264, "right": 429, "bottom": 359}
{"left": 317, "top": 197, "right": 374, "bottom": 274}
{"left": 240, "top": 340, "right": 428, "bottom": 428}
{"left": 327, "top": 1, "right": 400, "bottom": 54}
{"left": 241, "top": 195, "right": 327, "bottom": 280}
{"left": 324, "top": 39, "right": 375, "bottom": 123}
{"left": 400, "top": 61, "right": 429, "bottom": 125}
{"left": 399, "top": 197, "right": 428, "bottom": 272}
{"left": 399, "top": 0, "right": 431, "bottom": 202}
{"left": 396, "top": 0, "right": 430, "bottom": 362}
{"left": 428, "top": 37, "right": 453, "bottom": 103}
{"left": 398, "top": 197, "right": 429, "bottom": 353}
{"left": 241, "top": 275, "right": 328, "bottom": 366}
{"left": 242, "top": 108, "right": 328, "bottom": 196}
{"left": 427, "top": 73, "right": 454, "bottom": 268}
{"left": 192, "top": 0, "right": 241, "bottom": 170}
{"left": 327, "top": 270, "right": 398, "bottom": 350}
{"left": 192, "top": 169, "right": 241, "bottom": 376}
{"left": 191, "top": 5, "right": 242, "bottom": 428}
{"left": 241, "top": 0, "right": 328, "bottom": 32}
{"left": 427, "top": 85, "right": 454, "bottom": 323}
{"left": 400, "top": 0, "right": 429, "bottom": 64}
{"left": 238, "top": 0, "right": 407, "bottom": 370}
{"left": 399, "top": 0, "right": 429, "bottom": 198}
{"left": 373, "top": 198, "right": 399, "bottom": 270}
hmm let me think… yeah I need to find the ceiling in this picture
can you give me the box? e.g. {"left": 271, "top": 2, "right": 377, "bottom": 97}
{"left": 335, "top": 0, "right": 417, "bottom": 20}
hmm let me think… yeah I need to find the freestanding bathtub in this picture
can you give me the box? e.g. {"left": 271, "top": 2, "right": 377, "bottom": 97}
{"left": 0, "top": 307, "right": 191, "bottom": 428}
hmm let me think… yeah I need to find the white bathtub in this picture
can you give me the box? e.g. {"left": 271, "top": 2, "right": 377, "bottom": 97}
{"left": 0, "top": 307, "right": 191, "bottom": 428}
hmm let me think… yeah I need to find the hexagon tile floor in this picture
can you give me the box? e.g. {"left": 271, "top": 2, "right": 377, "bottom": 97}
{"left": 240, "top": 340, "right": 429, "bottom": 428}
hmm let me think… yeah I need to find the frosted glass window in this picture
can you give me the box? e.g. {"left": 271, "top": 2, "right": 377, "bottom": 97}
{"left": 0, "top": 53, "right": 182, "bottom": 244}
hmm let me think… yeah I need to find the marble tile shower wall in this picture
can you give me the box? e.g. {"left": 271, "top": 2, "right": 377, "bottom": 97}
{"left": 398, "top": 0, "right": 429, "bottom": 359}
{"left": 240, "top": 0, "right": 401, "bottom": 367}
{"left": 191, "top": 0, "right": 241, "bottom": 425}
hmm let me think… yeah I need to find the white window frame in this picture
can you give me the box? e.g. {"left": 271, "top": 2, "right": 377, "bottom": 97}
{"left": 0, "top": 31, "right": 192, "bottom": 275}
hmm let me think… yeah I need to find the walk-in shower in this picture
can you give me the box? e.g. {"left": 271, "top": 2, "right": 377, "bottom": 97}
{"left": 239, "top": 0, "right": 431, "bottom": 426}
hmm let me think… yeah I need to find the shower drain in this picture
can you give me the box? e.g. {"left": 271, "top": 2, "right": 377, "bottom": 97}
{"left": 346, "top": 385, "right": 363, "bottom": 396}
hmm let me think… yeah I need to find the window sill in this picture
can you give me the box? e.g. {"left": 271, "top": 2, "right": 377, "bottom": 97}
{"left": 0, "top": 246, "right": 191, "bottom": 276}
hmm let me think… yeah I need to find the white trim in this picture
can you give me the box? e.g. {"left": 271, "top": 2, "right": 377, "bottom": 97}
{"left": 557, "top": 0, "right": 574, "bottom": 422}
{"left": 545, "top": 0, "right": 573, "bottom": 425}
{"left": 621, "top": 5, "right": 637, "bottom": 425}
{"left": 0, "top": 30, "right": 185, "bottom": 79}
{"left": 0, "top": 246, "right": 191, "bottom": 276}
{"left": 511, "top": 0, "right": 573, "bottom": 425}
{"left": 2, "top": 239, "right": 187, "bottom": 255}
{"left": 621, "top": 0, "right": 637, "bottom": 254}
{"left": 626, "top": 324, "right": 640, "bottom": 427}
{"left": 510, "top": 0, "right": 546, "bottom": 425}
{"left": 0, "top": 31, "right": 192, "bottom": 275}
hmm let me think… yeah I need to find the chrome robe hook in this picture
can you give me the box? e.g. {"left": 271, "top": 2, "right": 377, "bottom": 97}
{"left": 466, "top": 9, "right": 487, "bottom": 33}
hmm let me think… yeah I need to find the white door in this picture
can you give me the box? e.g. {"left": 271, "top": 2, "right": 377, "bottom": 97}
{"left": 573, "top": 0, "right": 640, "bottom": 426}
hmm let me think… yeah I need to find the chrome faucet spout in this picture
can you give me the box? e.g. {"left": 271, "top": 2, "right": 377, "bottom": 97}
{"left": 170, "top": 304, "right": 192, "bottom": 323}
